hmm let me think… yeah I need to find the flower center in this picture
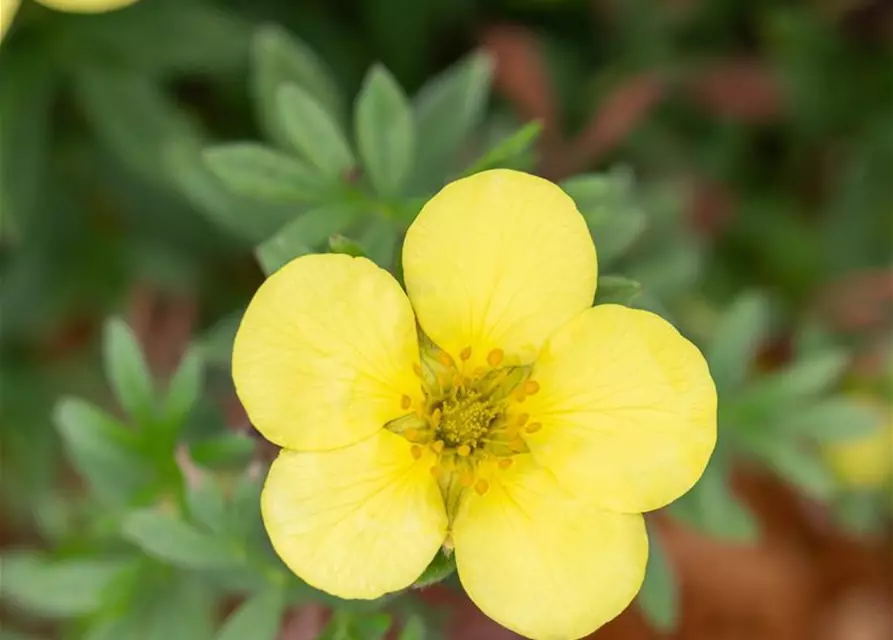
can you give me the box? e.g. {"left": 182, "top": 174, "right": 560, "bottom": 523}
{"left": 385, "top": 341, "right": 540, "bottom": 509}
{"left": 437, "top": 390, "right": 496, "bottom": 448}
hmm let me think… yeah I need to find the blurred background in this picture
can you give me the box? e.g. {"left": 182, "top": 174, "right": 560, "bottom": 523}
{"left": 0, "top": 0, "right": 891, "bottom": 638}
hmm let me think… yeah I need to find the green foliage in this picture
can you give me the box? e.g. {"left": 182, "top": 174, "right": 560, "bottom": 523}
{"left": 637, "top": 530, "right": 678, "bottom": 632}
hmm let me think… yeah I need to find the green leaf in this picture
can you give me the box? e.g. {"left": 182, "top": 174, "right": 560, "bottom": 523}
{"left": 464, "top": 121, "right": 542, "bottom": 175}
{"left": 103, "top": 317, "right": 155, "bottom": 422}
{"left": 741, "top": 349, "right": 849, "bottom": 409}
{"left": 321, "top": 612, "right": 392, "bottom": 640}
{"left": 121, "top": 510, "right": 240, "bottom": 570}
{"left": 413, "top": 548, "right": 456, "bottom": 588}
{"left": 203, "top": 143, "right": 324, "bottom": 203}
{"left": 561, "top": 170, "right": 648, "bottom": 268}
{"left": 595, "top": 275, "right": 643, "bottom": 305}
{"left": 637, "top": 530, "right": 678, "bottom": 632}
{"left": 256, "top": 204, "right": 361, "bottom": 275}
{"left": 187, "top": 478, "right": 227, "bottom": 535}
{"left": 760, "top": 442, "right": 837, "bottom": 500}
{"left": 164, "top": 140, "right": 291, "bottom": 243}
{"left": 252, "top": 25, "right": 343, "bottom": 147}
{"left": 359, "top": 222, "right": 398, "bottom": 268}
{"left": 411, "top": 51, "right": 493, "bottom": 189}
{"left": 74, "top": 67, "right": 199, "bottom": 186}
{"left": 162, "top": 347, "right": 203, "bottom": 430}
{"left": 707, "top": 293, "right": 772, "bottom": 392}
{"left": 355, "top": 65, "right": 415, "bottom": 196}
{"left": 190, "top": 433, "right": 256, "bottom": 469}
{"left": 276, "top": 83, "right": 355, "bottom": 178}
{"left": 670, "top": 460, "right": 760, "bottom": 542}
{"left": 199, "top": 311, "right": 243, "bottom": 367}
{"left": 0, "top": 553, "right": 134, "bottom": 618}
{"left": 328, "top": 234, "right": 367, "bottom": 257}
{"left": 215, "top": 588, "right": 285, "bottom": 640}
{"left": 53, "top": 397, "right": 153, "bottom": 505}
{"left": 229, "top": 470, "right": 264, "bottom": 542}
{"left": 773, "top": 398, "right": 882, "bottom": 441}
{"left": 398, "top": 615, "right": 426, "bottom": 640}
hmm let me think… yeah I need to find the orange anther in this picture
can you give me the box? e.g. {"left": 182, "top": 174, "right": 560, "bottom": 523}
{"left": 525, "top": 422, "right": 542, "bottom": 434}
{"left": 474, "top": 479, "right": 490, "bottom": 496}
{"left": 432, "top": 440, "right": 444, "bottom": 453}
{"left": 487, "top": 348, "right": 504, "bottom": 367}
{"left": 412, "top": 363, "right": 422, "bottom": 377}
{"left": 509, "top": 437, "right": 526, "bottom": 451}
{"left": 437, "top": 351, "right": 454, "bottom": 367}
{"left": 456, "top": 444, "right": 471, "bottom": 457}
{"left": 460, "top": 346, "right": 472, "bottom": 361}
{"left": 401, "top": 395, "right": 412, "bottom": 410}
{"left": 523, "top": 380, "right": 540, "bottom": 395}
{"left": 404, "top": 428, "right": 421, "bottom": 441}
{"left": 410, "top": 445, "right": 423, "bottom": 459}
{"left": 460, "top": 471, "right": 475, "bottom": 487}
{"left": 498, "top": 458, "right": 513, "bottom": 470}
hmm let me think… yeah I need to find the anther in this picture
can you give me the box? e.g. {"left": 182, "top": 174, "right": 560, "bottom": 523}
{"left": 410, "top": 445, "right": 423, "bottom": 459}
{"left": 432, "top": 440, "right": 444, "bottom": 453}
{"left": 523, "top": 380, "right": 540, "bottom": 395}
{"left": 516, "top": 413, "right": 529, "bottom": 426}
{"left": 487, "top": 348, "right": 504, "bottom": 367}
{"left": 405, "top": 428, "right": 421, "bottom": 441}
{"left": 456, "top": 444, "right": 471, "bottom": 457}
{"left": 401, "top": 395, "right": 412, "bottom": 410}
{"left": 412, "top": 363, "right": 422, "bottom": 377}
{"left": 474, "top": 479, "right": 490, "bottom": 496}
{"left": 460, "top": 471, "right": 475, "bottom": 487}
{"left": 430, "top": 465, "right": 443, "bottom": 478}
{"left": 514, "top": 389, "right": 527, "bottom": 403}
{"left": 431, "top": 408, "right": 442, "bottom": 428}
{"left": 498, "top": 458, "right": 513, "bottom": 470}
{"left": 525, "top": 422, "right": 542, "bottom": 434}
{"left": 437, "top": 351, "right": 454, "bottom": 367}
{"left": 508, "top": 437, "right": 526, "bottom": 451}
{"left": 460, "top": 346, "right": 472, "bottom": 361}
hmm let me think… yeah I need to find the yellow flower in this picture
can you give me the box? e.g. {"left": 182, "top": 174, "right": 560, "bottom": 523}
{"left": 822, "top": 398, "right": 892, "bottom": 489}
{"left": 1, "top": 0, "right": 141, "bottom": 42}
{"left": 234, "top": 170, "right": 717, "bottom": 640}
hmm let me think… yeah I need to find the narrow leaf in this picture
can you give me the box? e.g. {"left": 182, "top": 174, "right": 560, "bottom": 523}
{"left": 215, "top": 588, "right": 285, "bottom": 640}
{"left": 203, "top": 143, "right": 324, "bottom": 203}
{"left": 399, "top": 616, "right": 426, "bottom": 640}
{"left": 102, "top": 317, "right": 155, "bottom": 423}
{"left": 187, "top": 478, "right": 227, "bottom": 534}
{"left": 742, "top": 349, "right": 849, "bottom": 409}
{"left": 637, "top": 530, "right": 679, "bottom": 632}
{"left": 190, "top": 433, "right": 256, "bottom": 469}
{"left": 355, "top": 65, "right": 414, "bottom": 196}
{"left": 464, "top": 121, "right": 542, "bottom": 175}
{"left": 276, "top": 84, "right": 354, "bottom": 178}
{"left": 121, "top": 510, "right": 239, "bottom": 570}
{"left": 329, "top": 234, "right": 367, "bottom": 257}
{"left": 707, "top": 293, "right": 772, "bottom": 392}
{"left": 595, "top": 275, "right": 643, "bottom": 305}
{"left": 256, "top": 204, "right": 361, "bottom": 275}
{"left": 162, "top": 347, "right": 203, "bottom": 430}
{"left": 774, "top": 398, "right": 882, "bottom": 441}
{"left": 413, "top": 548, "right": 456, "bottom": 588}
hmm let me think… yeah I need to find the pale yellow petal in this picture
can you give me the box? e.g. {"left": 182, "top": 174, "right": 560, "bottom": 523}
{"left": 233, "top": 254, "right": 421, "bottom": 451}
{"left": 262, "top": 430, "right": 447, "bottom": 599}
{"left": 403, "top": 169, "right": 596, "bottom": 369}
{"left": 36, "top": 0, "right": 140, "bottom": 13}
{"left": 453, "top": 455, "right": 647, "bottom": 640}
{"left": 0, "top": 0, "right": 21, "bottom": 42}
{"left": 523, "top": 304, "right": 717, "bottom": 513}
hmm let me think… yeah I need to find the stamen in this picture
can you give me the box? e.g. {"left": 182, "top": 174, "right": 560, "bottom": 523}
{"left": 401, "top": 395, "right": 412, "bottom": 410}
{"left": 460, "top": 470, "right": 475, "bottom": 487}
{"left": 508, "top": 437, "right": 527, "bottom": 452}
{"left": 412, "top": 363, "right": 422, "bottom": 377}
{"left": 516, "top": 413, "right": 529, "bottom": 426}
{"left": 431, "top": 408, "right": 442, "bottom": 428}
{"left": 514, "top": 389, "right": 527, "bottom": 403}
{"left": 498, "top": 458, "right": 513, "bottom": 470}
{"left": 410, "top": 445, "right": 423, "bottom": 459}
{"left": 523, "top": 380, "right": 540, "bottom": 395}
{"left": 525, "top": 422, "right": 542, "bottom": 434}
{"left": 430, "top": 465, "right": 443, "bottom": 478}
{"left": 472, "top": 366, "right": 487, "bottom": 378}
{"left": 487, "top": 348, "right": 504, "bottom": 367}
{"left": 431, "top": 440, "right": 444, "bottom": 453}
{"left": 404, "top": 428, "right": 421, "bottom": 441}
{"left": 437, "top": 351, "right": 454, "bottom": 367}
{"left": 460, "top": 346, "right": 472, "bottom": 361}
{"left": 456, "top": 444, "right": 471, "bottom": 457}
{"left": 474, "top": 479, "right": 490, "bottom": 496}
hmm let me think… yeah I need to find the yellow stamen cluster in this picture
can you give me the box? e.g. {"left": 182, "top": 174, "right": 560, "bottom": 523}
{"left": 387, "top": 344, "right": 541, "bottom": 503}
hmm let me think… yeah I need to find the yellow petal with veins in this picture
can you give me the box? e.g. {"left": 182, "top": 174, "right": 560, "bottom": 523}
{"left": 403, "top": 169, "right": 596, "bottom": 370}
{"left": 524, "top": 304, "right": 717, "bottom": 514}
{"left": 233, "top": 254, "right": 421, "bottom": 451}
{"left": 453, "top": 454, "right": 647, "bottom": 640}
{"left": 262, "top": 430, "right": 447, "bottom": 599}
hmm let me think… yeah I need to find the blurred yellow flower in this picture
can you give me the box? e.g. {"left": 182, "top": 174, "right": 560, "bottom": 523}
{"left": 823, "top": 399, "right": 892, "bottom": 489}
{"left": 0, "top": 0, "right": 140, "bottom": 42}
{"left": 233, "top": 169, "right": 717, "bottom": 640}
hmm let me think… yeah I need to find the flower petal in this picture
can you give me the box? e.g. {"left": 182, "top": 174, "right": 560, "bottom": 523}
{"left": 403, "top": 169, "right": 596, "bottom": 369}
{"left": 453, "top": 455, "right": 647, "bottom": 640}
{"left": 35, "top": 0, "right": 140, "bottom": 13}
{"left": 524, "top": 304, "right": 717, "bottom": 513}
{"left": 0, "top": 0, "right": 21, "bottom": 41}
{"left": 262, "top": 430, "right": 448, "bottom": 599}
{"left": 233, "top": 254, "right": 421, "bottom": 451}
